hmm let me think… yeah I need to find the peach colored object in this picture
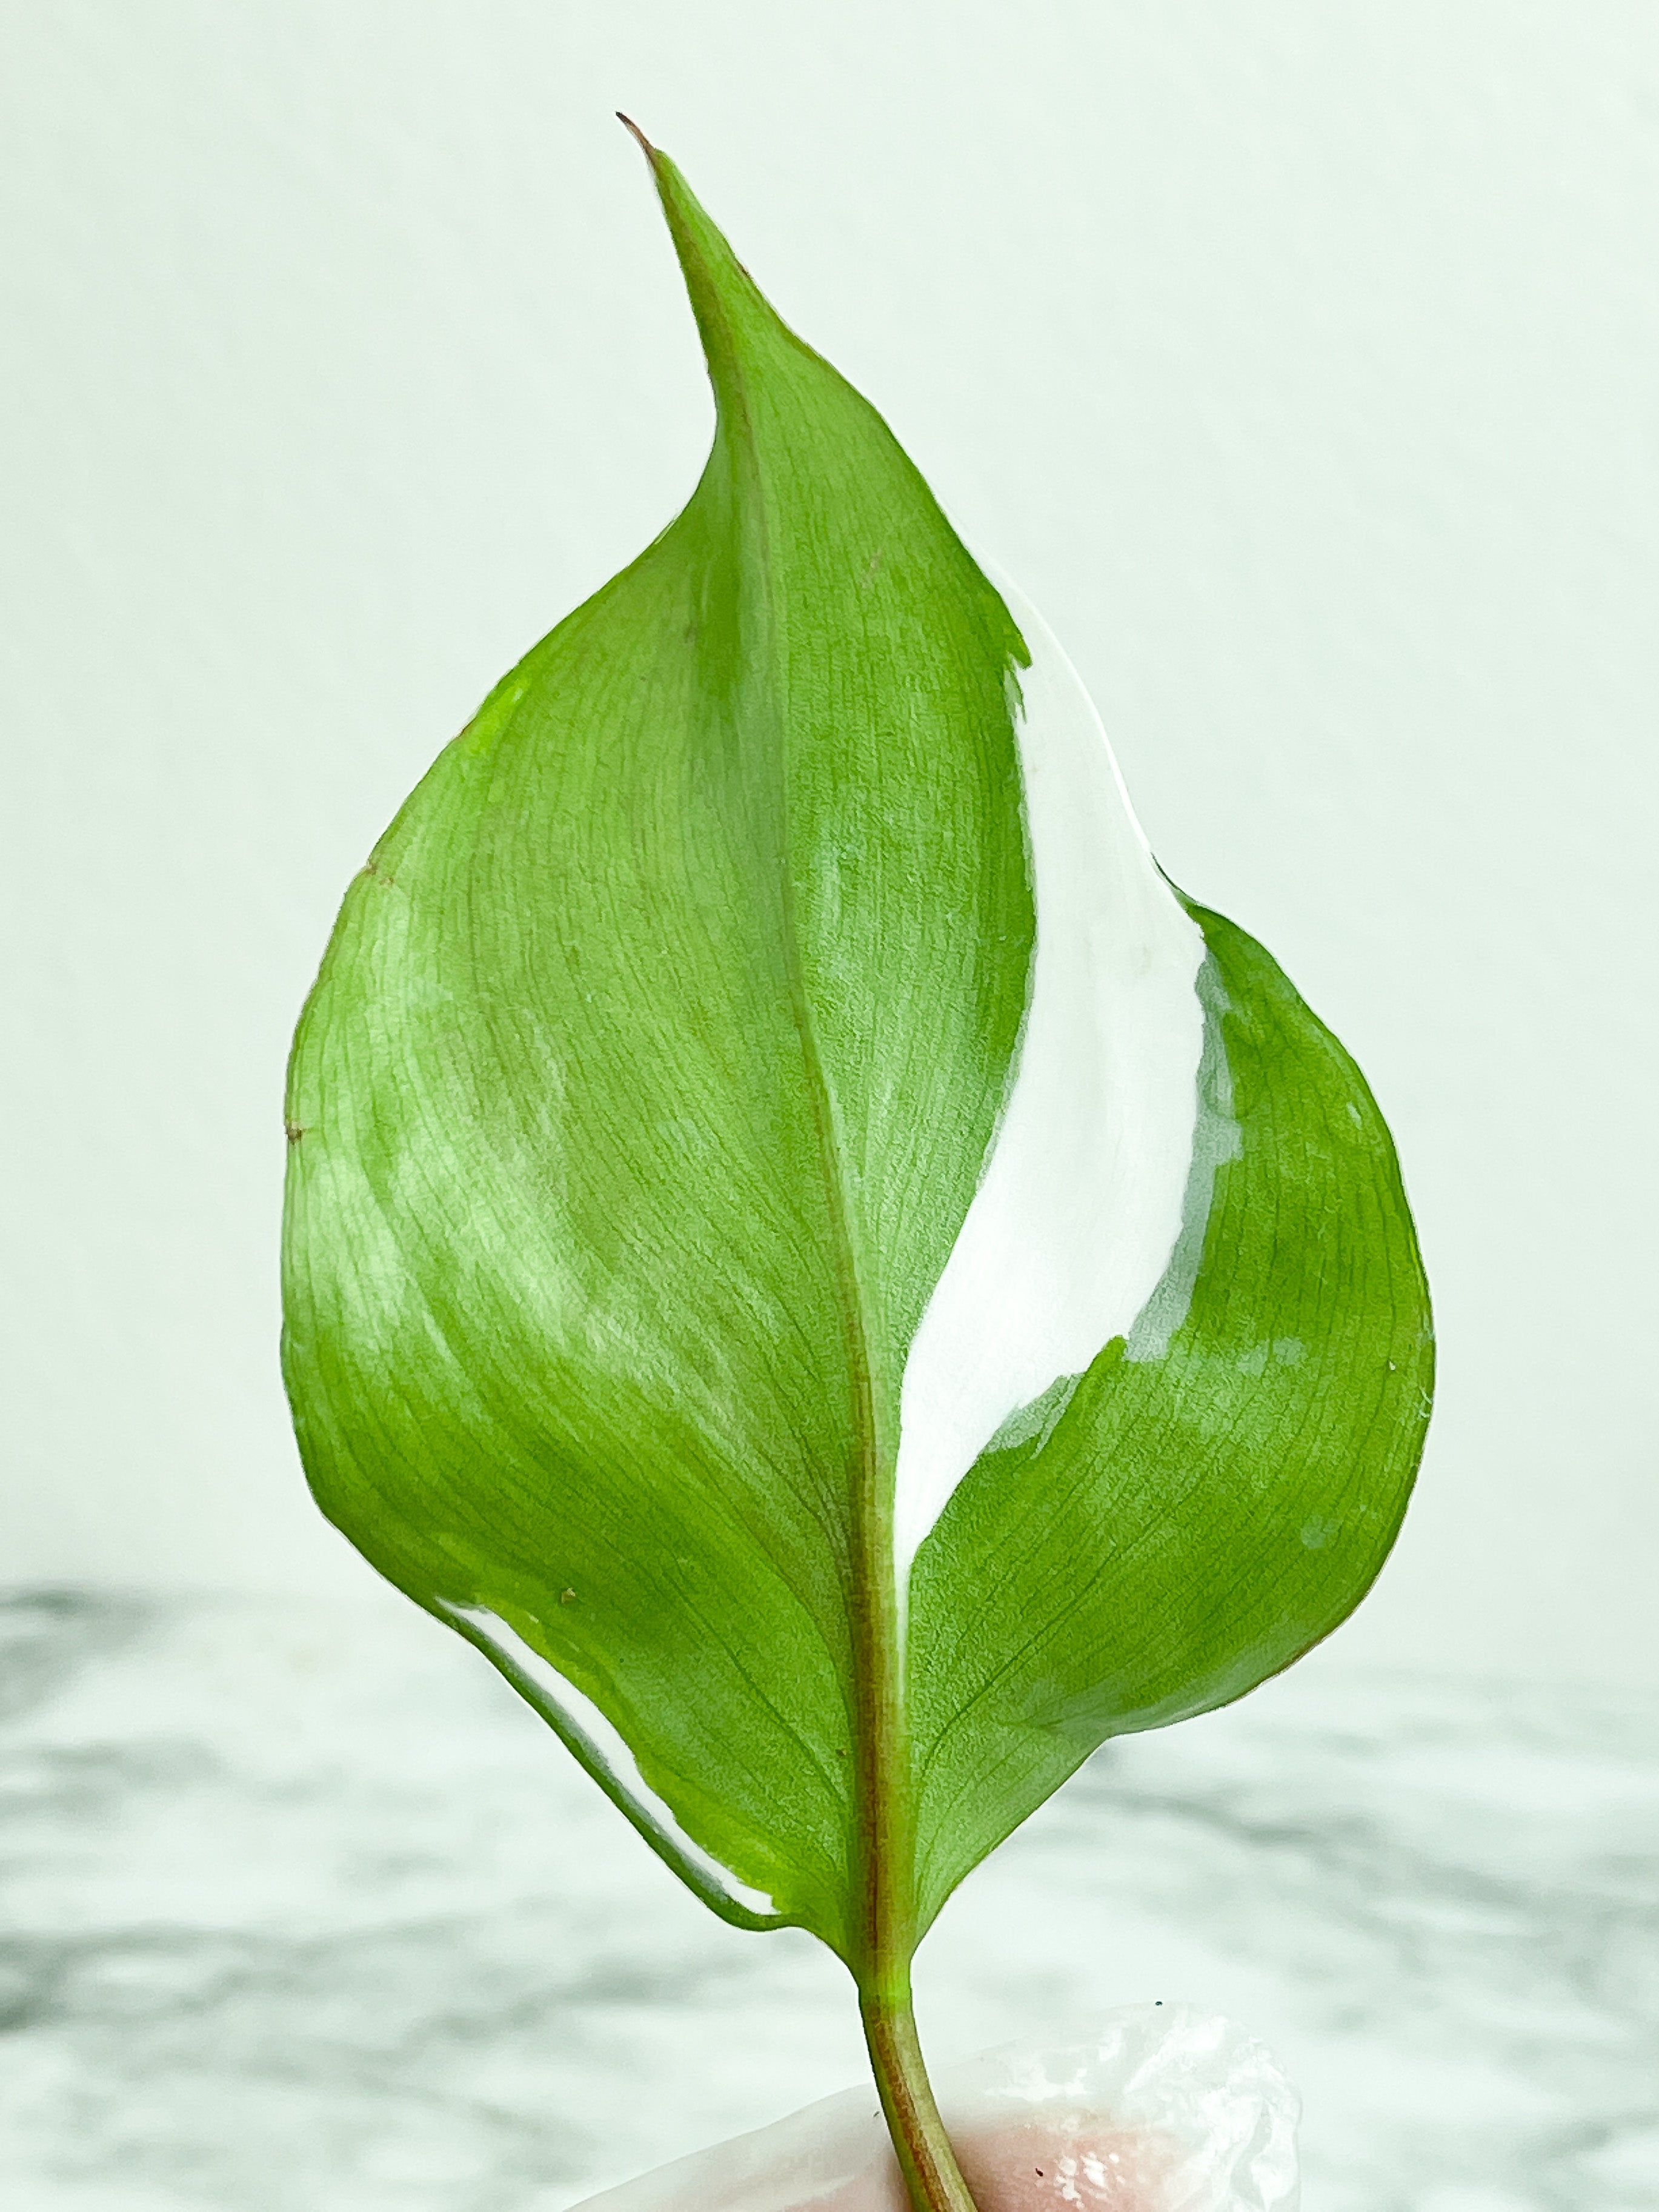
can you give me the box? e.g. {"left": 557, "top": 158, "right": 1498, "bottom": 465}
{"left": 951, "top": 2116, "right": 1182, "bottom": 2210}
{"left": 574, "top": 2006, "right": 1298, "bottom": 2212}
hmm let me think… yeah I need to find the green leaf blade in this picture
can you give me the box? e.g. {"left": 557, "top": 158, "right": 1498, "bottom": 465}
{"left": 282, "top": 138, "right": 1432, "bottom": 1982}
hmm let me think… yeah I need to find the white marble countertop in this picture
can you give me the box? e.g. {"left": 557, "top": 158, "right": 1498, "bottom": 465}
{"left": 1, "top": 1590, "right": 1653, "bottom": 2212}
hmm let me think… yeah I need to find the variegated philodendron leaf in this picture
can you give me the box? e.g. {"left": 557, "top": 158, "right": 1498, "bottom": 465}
{"left": 281, "top": 143, "right": 1432, "bottom": 1971}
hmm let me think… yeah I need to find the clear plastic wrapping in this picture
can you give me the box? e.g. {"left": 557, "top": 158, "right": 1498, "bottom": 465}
{"left": 576, "top": 2004, "right": 1299, "bottom": 2212}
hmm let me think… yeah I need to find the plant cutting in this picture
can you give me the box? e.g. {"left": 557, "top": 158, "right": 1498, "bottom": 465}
{"left": 281, "top": 122, "right": 1432, "bottom": 2212}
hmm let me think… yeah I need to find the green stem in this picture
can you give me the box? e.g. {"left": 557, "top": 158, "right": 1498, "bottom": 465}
{"left": 847, "top": 1511, "right": 977, "bottom": 2212}
{"left": 859, "top": 1969, "right": 980, "bottom": 2212}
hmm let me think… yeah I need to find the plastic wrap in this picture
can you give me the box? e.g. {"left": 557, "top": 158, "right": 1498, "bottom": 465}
{"left": 574, "top": 2004, "right": 1299, "bottom": 2212}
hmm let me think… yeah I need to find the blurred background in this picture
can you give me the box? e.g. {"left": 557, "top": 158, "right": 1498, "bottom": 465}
{"left": 4, "top": 1, "right": 1656, "bottom": 1684}
{"left": 1, "top": 8, "right": 1656, "bottom": 2210}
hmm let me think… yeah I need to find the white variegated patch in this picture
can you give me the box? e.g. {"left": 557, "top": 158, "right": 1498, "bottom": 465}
{"left": 891, "top": 577, "right": 1208, "bottom": 1596}
{"left": 437, "top": 1601, "right": 777, "bottom": 1918}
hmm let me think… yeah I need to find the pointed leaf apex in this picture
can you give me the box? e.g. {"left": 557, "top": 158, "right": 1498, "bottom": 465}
{"left": 623, "top": 132, "right": 794, "bottom": 412}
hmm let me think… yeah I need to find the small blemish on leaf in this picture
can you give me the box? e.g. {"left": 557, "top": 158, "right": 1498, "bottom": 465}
{"left": 284, "top": 1121, "right": 309, "bottom": 1145}
{"left": 559, "top": 1588, "right": 576, "bottom": 1604}
{"left": 1273, "top": 1337, "right": 1305, "bottom": 1366}
{"left": 1300, "top": 1514, "right": 1340, "bottom": 1550}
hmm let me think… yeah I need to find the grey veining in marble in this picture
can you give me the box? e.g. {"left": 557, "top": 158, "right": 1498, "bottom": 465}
{"left": 0, "top": 1590, "right": 1654, "bottom": 2212}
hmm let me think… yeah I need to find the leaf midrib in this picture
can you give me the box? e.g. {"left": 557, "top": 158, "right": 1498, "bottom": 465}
{"left": 675, "top": 205, "right": 911, "bottom": 1977}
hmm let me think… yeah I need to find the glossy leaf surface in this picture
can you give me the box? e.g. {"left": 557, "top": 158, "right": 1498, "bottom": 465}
{"left": 282, "top": 145, "right": 1432, "bottom": 1967}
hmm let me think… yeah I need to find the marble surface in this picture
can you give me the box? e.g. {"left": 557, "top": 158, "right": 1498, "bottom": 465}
{"left": 1, "top": 1589, "right": 1654, "bottom": 2212}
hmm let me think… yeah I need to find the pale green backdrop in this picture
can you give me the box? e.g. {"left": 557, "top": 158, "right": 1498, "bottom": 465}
{"left": 2, "top": 2, "right": 1654, "bottom": 1684}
